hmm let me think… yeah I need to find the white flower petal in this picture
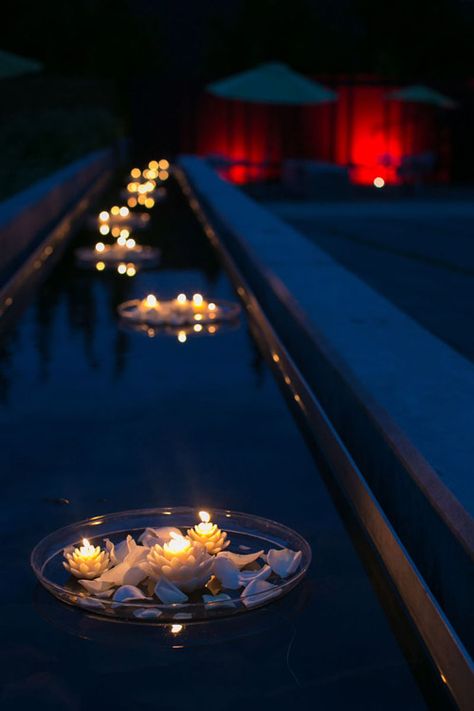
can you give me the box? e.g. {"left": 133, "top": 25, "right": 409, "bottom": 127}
{"left": 241, "top": 579, "right": 280, "bottom": 608}
{"left": 238, "top": 564, "right": 272, "bottom": 586}
{"left": 213, "top": 556, "right": 241, "bottom": 590}
{"left": 154, "top": 577, "right": 188, "bottom": 604}
{"left": 202, "top": 593, "right": 235, "bottom": 609}
{"left": 216, "top": 550, "right": 264, "bottom": 569}
{"left": 113, "top": 585, "right": 148, "bottom": 603}
{"left": 78, "top": 579, "right": 114, "bottom": 595}
{"left": 267, "top": 548, "right": 302, "bottom": 578}
{"left": 133, "top": 608, "right": 163, "bottom": 620}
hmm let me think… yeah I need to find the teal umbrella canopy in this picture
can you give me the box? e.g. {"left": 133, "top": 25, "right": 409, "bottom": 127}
{"left": 0, "top": 49, "right": 43, "bottom": 80}
{"left": 207, "top": 62, "right": 337, "bottom": 105}
{"left": 386, "top": 85, "right": 457, "bottom": 109}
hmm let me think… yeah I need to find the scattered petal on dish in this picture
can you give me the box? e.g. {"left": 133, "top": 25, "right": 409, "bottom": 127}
{"left": 138, "top": 527, "right": 182, "bottom": 547}
{"left": 216, "top": 550, "right": 264, "bottom": 569}
{"left": 267, "top": 548, "right": 302, "bottom": 578}
{"left": 241, "top": 579, "right": 280, "bottom": 608}
{"left": 154, "top": 577, "right": 189, "bottom": 604}
{"left": 238, "top": 564, "right": 272, "bottom": 586}
{"left": 79, "top": 578, "right": 114, "bottom": 595}
{"left": 203, "top": 593, "right": 235, "bottom": 609}
{"left": 113, "top": 585, "right": 149, "bottom": 603}
{"left": 213, "top": 556, "right": 241, "bottom": 589}
{"left": 133, "top": 608, "right": 163, "bottom": 620}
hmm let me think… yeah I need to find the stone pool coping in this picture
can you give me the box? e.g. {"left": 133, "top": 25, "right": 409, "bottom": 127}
{"left": 177, "top": 156, "right": 474, "bottom": 684}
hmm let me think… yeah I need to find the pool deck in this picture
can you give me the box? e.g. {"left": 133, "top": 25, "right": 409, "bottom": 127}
{"left": 178, "top": 156, "right": 474, "bottom": 688}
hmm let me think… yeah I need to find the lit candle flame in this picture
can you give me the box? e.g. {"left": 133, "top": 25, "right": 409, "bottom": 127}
{"left": 178, "top": 331, "right": 187, "bottom": 343}
{"left": 208, "top": 302, "right": 216, "bottom": 311}
{"left": 145, "top": 294, "right": 157, "bottom": 308}
{"left": 170, "top": 623, "right": 183, "bottom": 635}
{"left": 199, "top": 511, "right": 210, "bottom": 524}
{"left": 193, "top": 293, "right": 203, "bottom": 307}
{"left": 176, "top": 293, "right": 187, "bottom": 304}
{"left": 79, "top": 538, "right": 95, "bottom": 556}
{"left": 166, "top": 532, "right": 191, "bottom": 554}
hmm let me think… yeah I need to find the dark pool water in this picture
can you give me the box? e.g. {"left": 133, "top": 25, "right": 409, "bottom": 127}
{"left": 0, "top": 179, "right": 450, "bottom": 710}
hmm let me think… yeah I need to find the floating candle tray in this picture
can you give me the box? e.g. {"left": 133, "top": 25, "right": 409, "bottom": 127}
{"left": 117, "top": 298, "right": 240, "bottom": 327}
{"left": 75, "top": 245, "right": 161, "bottom": 267}
{"left": 31, "top": 508, "right": 311, "bottom": 623}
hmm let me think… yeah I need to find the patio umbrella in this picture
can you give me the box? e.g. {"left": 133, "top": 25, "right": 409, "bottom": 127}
{"left": 0, "top": 49, "right": 43, "bottom": 80}
{"left": 206, "top": 62, "right": 337, "bottom": 180}
{"left": 386, "top": 85, "right": 457, "bottom": 109}
{"left": 386, "top": 85, "right": 456, "bottom": 184}
{"left": 207, "top": 62, "right": 337, "bottom": 105}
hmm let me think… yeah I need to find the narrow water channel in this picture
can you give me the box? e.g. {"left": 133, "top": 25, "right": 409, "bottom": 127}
{"left": 0, "top": 177, "right": 450, "bottom": 709}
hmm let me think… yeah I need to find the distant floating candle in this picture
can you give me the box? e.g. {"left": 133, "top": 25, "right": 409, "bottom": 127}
{"left": 188, "top": 511, "right": 230, "bottom": 555}
{"left": 63, "top": 538, "right": 110, "bottom": 580}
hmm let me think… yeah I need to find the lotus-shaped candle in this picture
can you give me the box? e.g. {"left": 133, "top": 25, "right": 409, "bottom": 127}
{"left": 63, "top": 539, "right": 110, "bottom": 580}
{"left": 146, "top": 533, "right": 213, "bottom": 593}
{"left": 187, "top": 511, "right": 230, "bottom": 554}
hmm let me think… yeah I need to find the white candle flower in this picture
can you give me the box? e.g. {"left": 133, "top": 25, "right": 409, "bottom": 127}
{"left": 63, "top": 538, "right": 110, "bottom": 580}
{"left": 146, "top": 532, "right": 213, "bottom": 593}
{"left": 187, "top": 511, "right": 230, "bottom": 555}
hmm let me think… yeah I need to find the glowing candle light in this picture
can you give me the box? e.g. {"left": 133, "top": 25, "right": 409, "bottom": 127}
{"left": 188, "top": 511, "right": 229, "bottom": 554}
{"left": 193, "top": 293, "right": 203, "bottom": 308}
{"left": 208, "top": 302, "right": 216, "bottom": 311}
{"left": 111, "top": 206, "right": 120, "bottom": 216}
{"left": 95, "top": 242, "right": 105, "bottom": 253}
{"left": 99, "top": 211, "right": 109, "bottom": 222}
{"left": 99, "top": 224, "right": 110, "bottom": 236}
{"left": 373, "top": 176, "right": 385, "bottom": 189}
{"left": 148, "top": 160, "right": 159, "bottom": 170}
{"left": 145, "top": 197, "right": 155, "bottom": 208}
{"left": 145, "top": 294, "right": 157, "bottom": 309}
{"left": 111, "top": 226, "right": 121, "bottom": 237}
{"left": 126, "top": 265, "right": 136, "bottom": 277}
{"left": 177, "top": 331, "right": 187, "bottom": 343}
{"left": 130, "top": 168, "right": 141, "bottom": 178}
{"left": 117, "top": 263, "right": 127, "bottom": 274}
{"left": 125, "top": 238, "right": 136, "bottom": 249}
{"left": 117, "top": 236, "right": 127, "bottom": 246}
{"left": 63, "top": 538, "right": 110, "bottom": 580}
{"left": 120, "top": 229, "right": 130, "bottom": 239}
{"left": 164, "top": 532, "right": 192, "bottom": 557}
{"left": 128, "top": 197, "right": 137, "bottom": 208}
{"left": 119, "top": 206, "right": 129, "bottom": 217}
{"left": 158, "top": 159, "right": 170, "bottom": 170}
{"left": 194, "top": 324, "right": 203, "bottom": 332}
{"left": 95, "top": 261, "right": 105, "bottom": 271}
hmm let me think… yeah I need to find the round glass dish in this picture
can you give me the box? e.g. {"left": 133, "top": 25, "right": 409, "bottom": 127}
{"left": 31, "top": 507, "right": 311, "bottom": 623}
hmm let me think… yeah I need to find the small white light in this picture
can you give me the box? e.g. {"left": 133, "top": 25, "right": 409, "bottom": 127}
{"left": 177, "top": 331, "right": 187, "bottom": 343}
{"left": 117, "top": 263, "right": 127, "bottom": 274}
{"left": 99, "top": 224, "right": 110, "bottom": 235}
{"left": 95, "top": 242, "right": 105, "bottom": 253}
{"left": 126, "top": 238, "right": 136, "bottom": 249}
{"left": 193, "top": 293, "right": 203, "bottom": 306}
{"left": 119, "top": 206, "right": 129, "bottom": 217}
{"left": 373, "top": 176, "right": 385, "bottom": 189}
{"left": 208, "top": 302, "right": 216, "bottom": 311}
{"left": 145, "top": 294, "right": 157, "bottom": 308}
{"left": 99, "top": 211, "right": 109, "bottom": 222}
{"left": 177, "top": 293, "right": 187, "bottom": 304}
{"left": 117, "top": 236, "right": 126, "bottom": 246}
